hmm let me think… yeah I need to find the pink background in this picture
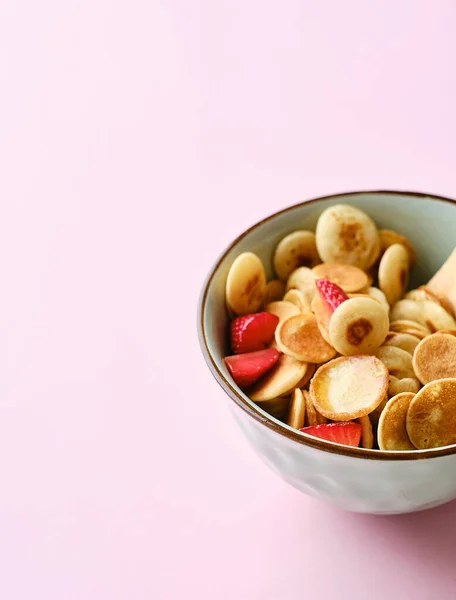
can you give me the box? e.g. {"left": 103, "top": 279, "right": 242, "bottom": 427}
{"left": 2, "top": 1, "right": 456, "bottom": 598}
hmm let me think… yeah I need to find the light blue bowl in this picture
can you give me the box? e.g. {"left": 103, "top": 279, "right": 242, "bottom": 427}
{"left": 198, "top": 191, "right": 456, "bottom": 513}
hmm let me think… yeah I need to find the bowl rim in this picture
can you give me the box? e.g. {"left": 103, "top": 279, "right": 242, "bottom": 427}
{"left": 197, "top": 189, "right": 456, "bottom": 461}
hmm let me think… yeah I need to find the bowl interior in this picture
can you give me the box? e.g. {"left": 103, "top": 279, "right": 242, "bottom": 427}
{"left": 200, "top": 191, "right": 456, "bottom": 456}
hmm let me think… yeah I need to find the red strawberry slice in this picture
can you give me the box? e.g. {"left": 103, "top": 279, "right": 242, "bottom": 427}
{"left": 225, "top": 348, "right": 280, "bottom": 389}
{"left": 300, "top": 422, "right": 362, "bottom": 447}
{"left": 315, "top": 279, "right": 348, "bottom": 314}
{"left": 231, "top": 312, "right": 279, "bottom": 354}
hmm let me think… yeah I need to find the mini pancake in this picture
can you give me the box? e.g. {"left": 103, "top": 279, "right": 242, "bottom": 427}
{"left": 265, "top": 300, "right": 300, "bottom": 323}
{"left": 358, "top": 415, "right": 374, "bottom": 449}
{"left": 275, "top": 313, "right": 337, "bottom": 363}
{"left": 387, "top": 375, "right": 421, "bottom": 398}
{"left": 419, "top": 300, "right": 456, "bottom": 332}
{"left": 440, "top": 329, "right": 456, "bottom": 337}
{"left": 413, "top": 333, "right": 456, "bottom": 384}
{"left": 273, "top": 230, "right": 321, "bottom": 282}
{"left": 404, "top": 288, "right": 434, "bottom": 304}
{"left": 378, "top": 229, "right": 416, "bottom": 267}
{"left": 378, "top": 392, "right": 416, "bottom": 451}
{"left": 369, "top": 394, "right": 389, "bottom": 427}
{"left": 303, "top": 390, "right": 319, "bottom": 426}
{"left": 286, "top": 388, "right": 306, "bottom": 429}
{"left": 405, "top": 287, "right": 446, "bottom": 310}
{"left": 311, "top": 263, "right": 369, "bottom": 293}
{"left": 378, "top": 243, "right": 410, "bottom": 306}
{"left": 347, "top": 293, "right": 383, "bottom": 304}
{"left": 226, "top": 252, "right": 267, "bottom": 315}
{"left": 279, "top": 361, "right": 314, "bottom": 396}
{"left": 389, "top": 320, "right": 430, "bottom": 338}
{"left": 315, "top": 204, "right": 380, "bottom": 270}
{"left": 310, "top": 355, "right": 389, "bottom": 421}
{"left": 406, "top": 378, "right": 456, "bottom": 449}
{"left": 296, "top": 362, "right": 316, "bottom": 389}
{"left": 418, "top": 286, "right": 454, "bottom": 316}
{"left": 329, "top": 297, "right": 389, "bottom": 356}
{"left": 382, "top": 332, "right": 420, "bottom": 355}
{"left": 250, "top": 354, "right": 309, "bottom": 402}
{"left": 285, "top": 267, "right": 316, "bottom": 303}
{"left": 282, "top": 289, "right": 312, "bottom": 313}
{"left": 392, "top": 299, "right": 456, "bottom": 332}
{"left": 376, "top": 346, "right": 415, "bottom": 379}
{"left": 367, "top": 287, "right": 390, "bottom": 311}
{"left": 303, "top": 390, "right": 327, "bottom": 425}
{"left": 390, "top": 299, "right": 425, "bottom": 326}
{"left": 262, "top": 279, "right": 286, "bottom": 306}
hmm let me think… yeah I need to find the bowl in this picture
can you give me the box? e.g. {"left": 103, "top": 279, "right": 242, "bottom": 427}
{"left": 197, "top": 190, "right": 456, "bottom": 515}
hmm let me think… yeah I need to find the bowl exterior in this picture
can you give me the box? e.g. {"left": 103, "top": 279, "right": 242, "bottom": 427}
{"left": 229, "top": 400, "right": 456, "bottom": 514}
{"left": 200, "top": 191, "right": 456, "bottom": 514}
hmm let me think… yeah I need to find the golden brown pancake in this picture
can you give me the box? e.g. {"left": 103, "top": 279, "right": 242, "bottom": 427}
{"left": 250, "top": 354, "right": 308, "bottom": 402}
{"left": 303, "top": 390, "right": 318, "bottom": 426}
{"left": 382, "top": 332, "right": 420, "bottom": 355}
{"left": 286, "top": 388, "right": 306, "bottom": 429}
{"left": 378, "top": 229, "right": 416, "bottom": 267}
{"left": 369, "top": 394, "right": 388, "bottom": 426}
{"left": 406, "top": 379, "right": 456, "bottom": 449}
{"left": 273, "top": 230, "right": 321, "bottom": 281}
{"left": 389, "top": 320, "right": 429, "bottom": 338}
{"left": 282, "top": 289, "right": 312, "bottom": 313}
{"left": 295, "top": 362, "right": 316, "bottom": 390}
{"left": 378, "top": 243, "right": 409, "bottom": 306}
{"left": 376, "top": 346, "right": 415, "bottom": 379}
{"left": 312, "top": 263, "right": 369, "bottom": 293}
{"left": 413, "top": 333, "right": 456, "bottom": 384}
{"left": 310, "top": 355, "right": 388, "bottom": 421}
{"left": 367, "top": 286, "right": 390, "bottom": 311}
{"left": 329, "top": 297, "right": 389, "bottom": 356}
{"left": 358, "top": 415, "right": 374, "bottom": 449}
{"left": 275, "top": 313, "right": 337, "bottom": 363}
{"left": 226, "top": 252, "right": 267, "bottom": 315}
{"left": 285, "top": 266, "right": 316, "bottom": 303}
{"left": 387, "top": 375, "right": 421, "bottom": 397}
{"left": 265, "top": 300, "right": 300, "bottom": 323}
{"left": 378, "top": 392, "right": 416, "bottom": 451}
{"left": 315, "top": 204, "right": 380, "bottom": 270}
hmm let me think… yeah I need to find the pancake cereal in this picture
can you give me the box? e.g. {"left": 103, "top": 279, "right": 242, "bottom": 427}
{"left": 223, "top": 204, "right": 456, "bottom": 450}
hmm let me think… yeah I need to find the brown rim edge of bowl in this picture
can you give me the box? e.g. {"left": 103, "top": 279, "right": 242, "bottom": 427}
{"left": 197, "top": 189, "right": 456, "bottom": 461}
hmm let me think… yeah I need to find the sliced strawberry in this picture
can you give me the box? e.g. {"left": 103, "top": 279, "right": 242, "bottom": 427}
{"left": 225, "top": 348, "right": 280, "bottom": 389}
{"left": 230, "top": 312, "right": 279, "bottom": 354}
{"left": 315, "top": 278, "right": 348, "bottom": 314}
{"left": 300, "top": 422, "right": 362, "bottom": 447}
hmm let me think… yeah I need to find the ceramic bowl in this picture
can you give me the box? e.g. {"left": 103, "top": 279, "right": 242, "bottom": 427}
{"left": 198, "top": 190, "right": 456, "bottom": 515}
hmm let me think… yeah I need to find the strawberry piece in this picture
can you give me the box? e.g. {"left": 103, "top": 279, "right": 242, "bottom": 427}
{"left": 230, "top": 312, "right": 279, "bottom": 354}
{"left": 300, "top": 422, "right": 362, "bottom": 447}
{"left": 315, "top": 278, "right": 348, "bottom": 314}
{"left": 225, "top": 348, "right": 280, "bottom": 389}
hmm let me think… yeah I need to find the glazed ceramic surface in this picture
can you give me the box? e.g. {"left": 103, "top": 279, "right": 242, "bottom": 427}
{"left": 198, "top": 191, "right": 456, "bottom": 514}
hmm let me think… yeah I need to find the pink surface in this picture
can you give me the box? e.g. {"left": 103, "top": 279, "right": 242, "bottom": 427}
{"left": 2, "top": 1, "right": 456, "bottom": 598}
